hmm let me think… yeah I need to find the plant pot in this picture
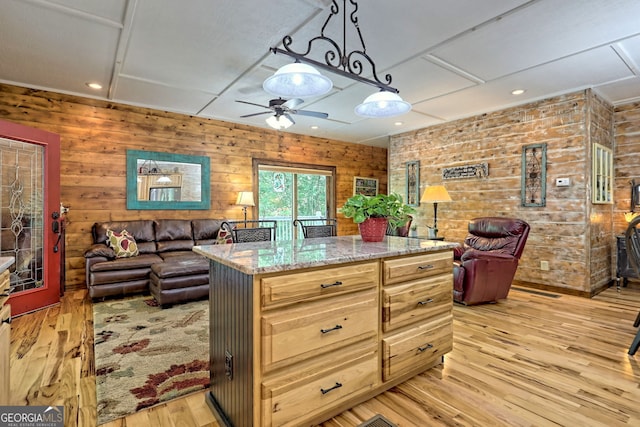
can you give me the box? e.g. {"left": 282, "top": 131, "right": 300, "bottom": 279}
{"left": 358, "top": 217, "right": 389, "bottom": 242}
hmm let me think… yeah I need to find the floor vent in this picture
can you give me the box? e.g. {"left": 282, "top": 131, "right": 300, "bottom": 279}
{"left": 358, "top": 414, "right": 398, "bottom": 427}
{"left": 512, "top": 287, "right": 561, "bottom": 298}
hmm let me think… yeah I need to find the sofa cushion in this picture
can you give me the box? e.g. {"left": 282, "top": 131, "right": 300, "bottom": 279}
{"left": 192, "top": 219, "right": 224, "bottom": 241}
{"left": 90, "top": 253, "right": 163, "bottom": 272}
{"left": 106, "top": 229, "right": 140, "bottom": 258}
{"left": 155, "top": 220, "right": 194, "bottom": 253}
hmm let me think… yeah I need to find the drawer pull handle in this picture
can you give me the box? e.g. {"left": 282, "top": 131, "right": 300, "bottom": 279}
{"left": 320, "top": 324, "right": 343, "bottom": 334}
{"left": 417, "top": 298, "right": 434, "bottom": 306}
{"left": 2, "top": 316, "right": 10, "bottom": 325}
{"left": 0, "top": 293, "right": 8, "bottom": 297}
{"left": 320, "top": 382, "right": 343, "bottom": 395}
{"left": 417, "top": 264, "right": 434, "bottom": 270}
{"left": 417, "top": 343, "right": 434, "bottom": 353}
{"left": 320, "top": 281, "right": 343, "bottom": 289}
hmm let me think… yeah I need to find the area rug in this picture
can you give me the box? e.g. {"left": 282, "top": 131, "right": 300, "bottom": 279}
{"left": 93, "top": 296, "right": 209, "bottom": 425}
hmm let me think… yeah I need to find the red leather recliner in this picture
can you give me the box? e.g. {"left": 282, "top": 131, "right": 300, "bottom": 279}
{"left": 453, "top": 217, "right": 530, "bottom": 305}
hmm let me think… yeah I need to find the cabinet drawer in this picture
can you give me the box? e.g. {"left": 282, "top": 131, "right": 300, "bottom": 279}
{"left": 262, "top": 346, "right": 378, "bottom": 427}
{"left": 382, "top": 314, "right": 452, "bottom": 381}
{"left": 0, "top": 270, "right": 9, "bottom": 307}
{"left": 382, "top": 275, "right": 452, "bottom": 332}
{"left": 262, "top": 290, "right": 377, "bottom": 370}
{"left": 262, "top": 262, "right": 378, "bottom": 308}
{"left": 383, "top": 252, "right": 452, "bottom": 286}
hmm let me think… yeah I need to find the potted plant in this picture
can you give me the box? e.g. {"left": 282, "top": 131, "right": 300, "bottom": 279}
{"left": 339, "top": 193, "right": 415, "bottom": 242}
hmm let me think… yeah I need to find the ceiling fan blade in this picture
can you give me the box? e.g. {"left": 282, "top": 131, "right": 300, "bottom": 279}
{"left": 236, "top": 100, "right": 271, "bottom": 109}
{"left": 283, "top": 98, "right": 304, "bottom": 109}
{"left": 284, "top": 113, "right": 296, "bottom": 125}
{"left": 240, "top": 111, "right": 273, "bottom": 118}
{"left": 294, "top": 110, "right": 329, "bottom": 119}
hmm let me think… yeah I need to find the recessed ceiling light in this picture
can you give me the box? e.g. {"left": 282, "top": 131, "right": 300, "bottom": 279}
{"left": 394, "top": 121, "right": 403, "bottom": 126}
{"left": 86, "top": 82, "right": 102, "bottom": 90}
{"left": 310, "top": 125, "right": 319, "bottom": 130}
{"left": 511, "top": 89, "right": 525, "bottom": 95}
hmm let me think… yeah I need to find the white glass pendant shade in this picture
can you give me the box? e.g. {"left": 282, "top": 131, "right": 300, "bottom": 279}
{"left": 354, "top": 91, "right": 412, "bottom": 118}
{"left": 263, "top": 62, "right": 333, "bottom": 97}
{"left": 266, "top": 115, "right": 294, "bottom": 130}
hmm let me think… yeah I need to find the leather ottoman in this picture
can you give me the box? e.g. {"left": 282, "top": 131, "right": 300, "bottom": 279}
{"left": 149, "top": 255, "right": 209, "bottom": 306}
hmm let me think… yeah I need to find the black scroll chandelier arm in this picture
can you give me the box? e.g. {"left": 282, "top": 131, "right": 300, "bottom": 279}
{"left": 270, "top": 0, "right": 398, "bottom": 94}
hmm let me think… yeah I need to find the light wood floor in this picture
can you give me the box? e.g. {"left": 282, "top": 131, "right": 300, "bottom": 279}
{"left": 9, "top": 284, "right": 640, "bottom": 427}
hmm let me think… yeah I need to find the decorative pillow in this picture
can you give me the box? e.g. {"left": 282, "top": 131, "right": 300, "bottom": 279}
{"left": 215, "top": 228, "right": 234, "bottom": 244}
{"left": 106, "top": 229, "right": 139, "bottom": 258}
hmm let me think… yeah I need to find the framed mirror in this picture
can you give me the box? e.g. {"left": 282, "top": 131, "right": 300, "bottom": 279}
{"left": 126, "top": 149, "right": 210, "bottom": 210}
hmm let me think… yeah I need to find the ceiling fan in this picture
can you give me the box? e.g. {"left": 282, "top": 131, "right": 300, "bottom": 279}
{"left": 236, "top": 98, "right": 328, "bottom": 129}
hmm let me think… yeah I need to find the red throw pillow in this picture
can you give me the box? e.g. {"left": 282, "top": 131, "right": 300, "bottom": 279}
{"left": 215, "top": 228, "right": 233, "bottom": 244}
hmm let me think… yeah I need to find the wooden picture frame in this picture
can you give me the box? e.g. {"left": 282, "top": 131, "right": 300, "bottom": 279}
{"left": 406, "top": 161, "right": 420, "bottom": 206}
{"left": 353, "top": 176, "right": 378, "bottom": 196}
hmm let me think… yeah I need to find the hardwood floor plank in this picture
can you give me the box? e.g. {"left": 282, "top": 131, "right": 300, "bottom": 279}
{"left": 9, "top": 286, "right": 640, "bottom": 426}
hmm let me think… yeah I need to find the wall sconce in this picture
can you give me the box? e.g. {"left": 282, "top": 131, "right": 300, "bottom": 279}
{"left": 236, "top": 191, "right": 255, "bottom": 225}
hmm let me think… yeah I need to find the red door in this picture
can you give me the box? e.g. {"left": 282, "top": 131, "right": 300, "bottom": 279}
{"left": 0, "top": 120, "right": 61, "bottom": 316}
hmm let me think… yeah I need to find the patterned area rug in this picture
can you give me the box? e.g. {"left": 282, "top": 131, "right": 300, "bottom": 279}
{"left": 93, "top": 296, "right": 209, "bottom": 425}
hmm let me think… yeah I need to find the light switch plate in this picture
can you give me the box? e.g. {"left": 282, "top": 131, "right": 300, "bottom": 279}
{"left": 556, "top": 178, "right": 570, "bottom": 187}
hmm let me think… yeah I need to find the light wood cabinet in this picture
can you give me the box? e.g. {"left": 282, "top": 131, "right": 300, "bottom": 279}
{"left": 0, "top": 259, "right": 13, "bottom": 405}
{"left": 205, "top": 247, "right": 454, "bottom": 427}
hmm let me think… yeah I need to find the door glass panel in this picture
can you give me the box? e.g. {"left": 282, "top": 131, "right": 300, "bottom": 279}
{"left": 258, "top": 165, "right": 333, "bottom": 240}
{"left": 0, "top": 138, "right": 44, "bottom": 293}
{"left": 296, "top": 174, "right": 328, "bottom": 220}
{"left": 259, "top": 170, "right": 294, "bottom": 240}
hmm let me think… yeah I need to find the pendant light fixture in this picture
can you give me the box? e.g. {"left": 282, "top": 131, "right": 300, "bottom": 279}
{"left": 263, "top": 62, "right": 332, "bottom": 98}
{"left": 355, "top": 91, "right": 412, "bottom": 118}
{"left": 265, "top": 114, "right": 294, "bottom": 130}
{"left": 264, "top": 0, "right": 411, "bottom": 118}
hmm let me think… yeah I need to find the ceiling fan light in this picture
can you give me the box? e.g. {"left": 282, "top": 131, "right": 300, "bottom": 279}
{"left": 263, "top": 62, "right": 333, "bottom": 98}
{"left": 266, "top": 115, "right": 294, "bottom": 130}
{"left": 354, "top": 91, "right": 412, "bottom": 118}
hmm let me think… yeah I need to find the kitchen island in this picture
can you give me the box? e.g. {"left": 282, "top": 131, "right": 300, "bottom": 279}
{"left": 194, "top": 235, "right": 457, "bottom": 427}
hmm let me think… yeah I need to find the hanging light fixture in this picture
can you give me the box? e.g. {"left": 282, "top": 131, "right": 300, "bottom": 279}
{"left": 355, "top": 90, "right": 412, "bottom": 118}
{"left": 264, "top": 0, "right": 411, "bottom": 117}
{"left": 263, "top": 62, "right": 332, "bottom": 98}
{"left": 265, "top": 114, "right": 294, "bottom": 130}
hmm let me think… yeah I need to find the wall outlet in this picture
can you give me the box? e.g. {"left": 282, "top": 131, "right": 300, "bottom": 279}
{"left": 556, "top": 177, "right": 570, "bottom": 187}
{"left": 540, "top": 260, "right": 550, "bottom": 271}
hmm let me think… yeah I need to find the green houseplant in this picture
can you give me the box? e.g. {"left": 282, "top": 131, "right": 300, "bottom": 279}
{"left": 339, "top": 193, "right": 415, "bottom": 241}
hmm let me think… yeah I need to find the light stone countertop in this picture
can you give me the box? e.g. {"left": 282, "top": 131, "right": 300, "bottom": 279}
{"left": 0, "top": 257, "right": 14, "bottom": 272}
{"left": 193, "top": 235, "right": 459, "bottom": 275}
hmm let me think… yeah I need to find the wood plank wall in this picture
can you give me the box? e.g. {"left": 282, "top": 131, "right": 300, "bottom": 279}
{"left": 614, "top": 102, "right": 640, "bottom": 275}
{"left": 0, "top": 84, "right": 387, "bottom": 290}
{"left": 389, "top": 90, "right": 624, "bottom": 295}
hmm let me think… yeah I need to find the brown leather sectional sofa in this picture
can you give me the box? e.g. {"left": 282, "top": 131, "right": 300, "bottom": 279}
{"left": 84, "top": 218, "right": 225, "bottom": 306}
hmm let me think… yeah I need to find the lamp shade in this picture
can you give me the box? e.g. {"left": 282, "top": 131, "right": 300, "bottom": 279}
{"left": 236, "top": 191, "right": 255, "bottom": 207}
{"left": 354, "top": 90, "right": 412, "bottom": 118}
{"left": 265, "top": 114, "right": 294, "bottom": 130}
{"left": 263, "top": 62, "right": 333, "bottom": 98}
{"left": 420, "top": 185, "right": 452, "bottom": 203}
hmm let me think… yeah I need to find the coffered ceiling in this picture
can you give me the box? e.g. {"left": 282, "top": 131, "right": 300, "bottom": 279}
{"left": 1, "top": 0, "right": 639, "bottom": 147}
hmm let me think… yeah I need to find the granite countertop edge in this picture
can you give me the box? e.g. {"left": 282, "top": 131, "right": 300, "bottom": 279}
{"left": 193, "top": 235, "right": 458, "bottom": 275}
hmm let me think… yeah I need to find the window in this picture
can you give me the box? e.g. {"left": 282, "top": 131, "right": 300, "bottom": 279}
{"left": 255, "top": 161, "right": 336, "bottom": 240}
{"left": 592, "top": 143, "right": 613, "bottom": 204}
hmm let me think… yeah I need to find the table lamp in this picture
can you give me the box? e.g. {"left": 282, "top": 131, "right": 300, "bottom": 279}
{"left": 420, "top": 185, "right": 452, "bottom": 238}
{"left": 236, "top": 191, "right": 255, "bottom": 226}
